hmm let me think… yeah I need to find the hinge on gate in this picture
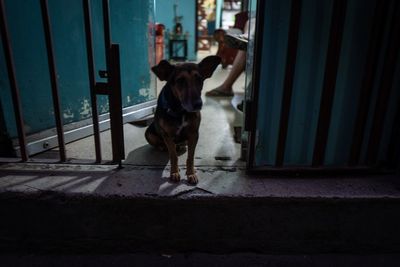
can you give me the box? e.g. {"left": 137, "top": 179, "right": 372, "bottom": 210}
{"left": 244, "top": 100, "right": 253, "bottom": 131}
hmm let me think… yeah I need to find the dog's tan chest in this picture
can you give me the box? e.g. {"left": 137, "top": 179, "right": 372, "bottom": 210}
{"left": 176, "top": 115, "right": 188, "bottom": 135}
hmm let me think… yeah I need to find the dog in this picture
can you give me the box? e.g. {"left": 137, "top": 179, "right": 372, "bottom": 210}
{"left": 145, "top": 56, "right": 221, "bottom": 184}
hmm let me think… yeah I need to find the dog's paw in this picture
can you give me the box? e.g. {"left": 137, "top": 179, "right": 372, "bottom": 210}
{"left": 170, "top": 172, "right": 181, "bottom": 182}
{"left": 187, "top": 173, "right": 198, "bottom": 185}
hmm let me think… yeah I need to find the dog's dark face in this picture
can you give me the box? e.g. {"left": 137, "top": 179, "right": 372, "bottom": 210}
{"left": 152, "top": 56, "right": 221, "bottom": 112}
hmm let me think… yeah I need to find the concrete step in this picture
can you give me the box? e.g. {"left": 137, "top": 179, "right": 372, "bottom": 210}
{"left": 2, "top": 253, "right": 400, "bottom": 267}
{"left": 1, "top": 164, "right": 400, "bottom": 254}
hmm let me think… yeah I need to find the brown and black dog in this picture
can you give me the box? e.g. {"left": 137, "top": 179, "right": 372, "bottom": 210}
{"left": 145, "top": 56, "right": 221, "bottom": 184}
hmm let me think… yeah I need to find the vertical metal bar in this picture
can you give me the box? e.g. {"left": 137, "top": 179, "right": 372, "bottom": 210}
{"left": 83, "top": 0, "right": 102, "bottom": 163}
{"left": 312, "top": 0, "right": 347, "bottom": 167}
{"left": 275, "top": 0, "right": 302, "bottom": 166}
{"left": 348, "top": 1, "right": 387, "bottom": 166}
{"left": 102, "top": 0, "right": 111, "bottom": 66}
{"left": 0, "top": 0, "right": 28, "bottom": 161}
{"left": 247, "top": 0, "right": 265, "bottom": 169}
{"left": 101, "top": 0, "right": 124, "bottom": 165}
{"left": 40, "top": 0, "right": 66, "bottom": 162}
{"left": 366, "top": 1, "right": 400, "bottom": 166}
{"left": 109, "top": 44, "right": 125, "bottom": 164}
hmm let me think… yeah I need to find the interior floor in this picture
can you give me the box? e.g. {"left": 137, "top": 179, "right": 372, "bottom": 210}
{"left": 33, "top": 48, "right": 246, "bottom": 167}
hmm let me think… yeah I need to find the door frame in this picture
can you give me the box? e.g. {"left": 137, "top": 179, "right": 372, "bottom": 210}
{"left": 243, "top": 0, "right": 264, "bottom": 170}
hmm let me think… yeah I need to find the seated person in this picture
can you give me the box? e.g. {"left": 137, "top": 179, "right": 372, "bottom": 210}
{"left": 213, "top": 11, "right": 248, "bottom": 69}
{"left": 206, "top": 19, "right": 252, "bottom": 97}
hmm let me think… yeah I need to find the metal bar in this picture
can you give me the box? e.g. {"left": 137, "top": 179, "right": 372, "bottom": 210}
{"left": 83, "top": 0, "right": 102, "bottom": 163}
{"left": 102, "top": 0, "right": 119, "bottom": 163}
{"left": 312, "top": 0, "right": 347, "bottom": 167}
{"left": 101, "top": 0, "right": 124, "bottom": 165}
{"left": 102, "top": 0, "right": 111, "bottom": 66}
{"left": 247, "top": 0, "right": 265, "bottom": 169}
{"left": 348, "top": 1, "right": 387, "bottom": 166}
{"left": 40, "top": 0, "right": 66, "bottom": 162}
{"left": 0, "top": 0, "right": 28, "bottom": 161}
{"left": 366, "top": 1, "right": 400, "bottom": 166}
{"left": 275, "top": 0, "right": 302, "bottom": 167}
{"left": 109, "top": 44, "right": 125, "bottom": 164}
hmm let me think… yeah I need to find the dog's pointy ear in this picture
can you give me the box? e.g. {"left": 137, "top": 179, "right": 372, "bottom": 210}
{"left": 198, "top": 55, "right": 221, "bottom": 79}
{"left": 151, "top": 60, "right": 175, "bottom": 81}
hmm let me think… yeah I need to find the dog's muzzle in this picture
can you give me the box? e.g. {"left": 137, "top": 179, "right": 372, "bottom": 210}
{"left": 183, "top": 99, "right": 203, "bottom": 112}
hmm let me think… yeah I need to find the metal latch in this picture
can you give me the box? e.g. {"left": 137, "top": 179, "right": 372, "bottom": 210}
{"left": 98, "top": 70, "right": 109, "bottom": 78}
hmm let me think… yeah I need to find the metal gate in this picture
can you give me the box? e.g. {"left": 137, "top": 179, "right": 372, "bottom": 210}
{"left": 0, "top": 0, "right": 157, "bottom": 165}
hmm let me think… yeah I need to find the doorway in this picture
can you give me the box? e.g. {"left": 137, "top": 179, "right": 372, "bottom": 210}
{"left": 28, "top": 0, "right": 250, "bottom": 168}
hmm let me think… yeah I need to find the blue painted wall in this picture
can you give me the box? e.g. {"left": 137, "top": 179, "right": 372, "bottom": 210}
{"left": 0, "top": 0, "right": 155, "bottom": 138}
{"left": 155, "top": 0, "right": 196, "bottom": 61}
{"left": 254, "top": 0, "right": 400, "bottom": 167}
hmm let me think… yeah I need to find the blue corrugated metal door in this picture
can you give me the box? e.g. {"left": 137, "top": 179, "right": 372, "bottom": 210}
{"left": 244, "top": 0, "right": 400, "bottom": 172}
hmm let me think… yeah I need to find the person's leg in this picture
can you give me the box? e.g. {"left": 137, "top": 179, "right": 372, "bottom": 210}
{"left": 220, "top": 50, "right": 246, "bottom": 90}
{"left": 206, "top": 50, "right": 246, "bottom": 96}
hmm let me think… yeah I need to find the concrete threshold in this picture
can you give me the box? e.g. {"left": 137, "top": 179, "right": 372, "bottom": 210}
{"left": 1, "top": 162, "right": 400, "bottom": 199}
{"left": 1, "top": 162, "right": 400, "bottom": 254}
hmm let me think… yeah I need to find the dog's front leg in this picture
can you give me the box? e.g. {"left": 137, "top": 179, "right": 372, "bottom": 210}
{"left": 163, "top": 135, "right": 180, "bottom": 182}
{"left": 186, "top": 132, "right": 199, "bottom": 184}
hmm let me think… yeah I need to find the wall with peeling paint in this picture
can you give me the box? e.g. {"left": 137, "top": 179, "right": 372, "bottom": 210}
{"left": 0, "top": 0, "right": 156, "bottom": 138}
